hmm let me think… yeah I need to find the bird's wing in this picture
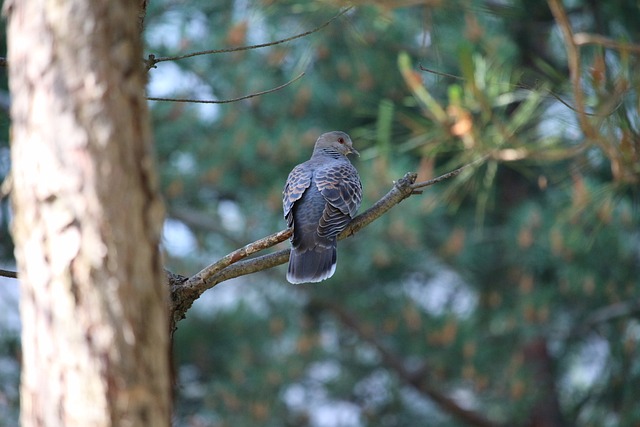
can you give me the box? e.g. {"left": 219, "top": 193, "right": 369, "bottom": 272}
{"left": 283, "top": 163, "right": 313, "bottom": 228}
{"left": 315, "top": 162, "right": 362, "bottom": 237}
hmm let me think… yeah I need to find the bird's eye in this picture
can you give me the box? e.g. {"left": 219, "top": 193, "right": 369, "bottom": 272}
{"left": 338, "top": 137, "right": 345, "bottom": 144}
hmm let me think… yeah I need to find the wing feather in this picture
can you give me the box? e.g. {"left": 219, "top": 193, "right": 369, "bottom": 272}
{"left": 283, "top": 163, "right": 313, "bottom": 227}
{"left": 315, "top": 162, "right": 362, "bottom": 238}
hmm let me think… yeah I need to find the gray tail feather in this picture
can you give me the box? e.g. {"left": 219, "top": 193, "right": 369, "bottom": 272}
{"left": 287, "top": 246, "right": 337, "bottom": 284}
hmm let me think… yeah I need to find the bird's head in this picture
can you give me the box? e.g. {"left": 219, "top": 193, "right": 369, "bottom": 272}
{"left": 314, "top": 131, "right": 360, "bottom": 157}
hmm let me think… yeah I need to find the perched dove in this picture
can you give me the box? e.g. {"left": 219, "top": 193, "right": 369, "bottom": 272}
{"left": 283, "top": 131, "right": 362, "bottom": 284}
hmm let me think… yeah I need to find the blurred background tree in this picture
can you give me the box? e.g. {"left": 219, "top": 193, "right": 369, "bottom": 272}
{"left": 1, "top": 0, "right": 639, "bottom": 426}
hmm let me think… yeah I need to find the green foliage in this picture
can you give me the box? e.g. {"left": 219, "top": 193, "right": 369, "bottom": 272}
{"left": 0, "top": 0, "right": 638, "bottom": 426}
{"left": 145, "top": 1, "right": 640, "bottom": 425}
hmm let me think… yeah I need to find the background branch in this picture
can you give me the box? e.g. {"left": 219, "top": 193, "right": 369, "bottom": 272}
{"left": 147, "top": 72, "right": 304, "bottom": 104}
{"left": 313, "top": 298, "right": 501, "bottom": 427}
{"left": 573, "top": 32, "right": 640, "bottom": 54}
{"left": 145, "top": 8, "right": 352, "bottom": 69}
{"left": 419, "top": 64, "right": 612, "bottom": 118}
{"left": 0, "top": 269, "right": 17, "bottom": 279}
{"left": 547, "top": 0, "right": 596, "bottom": 138}
{"left": 568, "top": 299, "right": 640, "bottom": 339}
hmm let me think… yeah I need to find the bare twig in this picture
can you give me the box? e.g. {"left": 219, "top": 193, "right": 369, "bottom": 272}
{"left": 147, "top": 72, "right": 304, "bottom": 104}
{"left": 418, "top": 64, "right": 465, "bottom": 81}
{"left": 411, "top": 155, "right": 489, "bottom": 192}
{"left": 419, "top": 63, "right": 616, "bottom": 118}
{"left": 547, "top": 0, "right": 595, "bottom": 138}
{"left": 315, "top": 299, "right": 501, "bottom": 427}
{"left": 573, "top": 33, "right": 640, "bottom": 54}
{"left": 568, "top": 299, "right": 640, "bottom": 339}
{"left": 170, "top": 158, "right": 486, "bottom": 329}
{"left": 145, "top": 8, "right": 352, "bottom": 69}
{"left": 0, "top": 269, "right": 18, "bottom": 279}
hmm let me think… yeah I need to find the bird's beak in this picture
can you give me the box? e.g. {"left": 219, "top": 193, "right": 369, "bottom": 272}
{"left": 349, "top": 147, "right": 360, "bottom": 157}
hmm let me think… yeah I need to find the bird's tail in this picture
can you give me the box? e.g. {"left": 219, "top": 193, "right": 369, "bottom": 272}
{"left": 287, "top": 244, "right": 337, "bottom": 284}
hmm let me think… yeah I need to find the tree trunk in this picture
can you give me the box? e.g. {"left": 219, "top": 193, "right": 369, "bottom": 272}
{"left": 6, "top": 0, "right": 170, "bottom": 426}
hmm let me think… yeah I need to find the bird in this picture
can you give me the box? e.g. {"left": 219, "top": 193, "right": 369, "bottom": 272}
{"left": 283, "top": 131, "right": 362, "bottom": 284}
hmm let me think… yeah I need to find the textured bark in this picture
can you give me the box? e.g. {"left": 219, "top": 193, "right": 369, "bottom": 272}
{"left": 6, "top": 0, "right": 170, "bottom": 426}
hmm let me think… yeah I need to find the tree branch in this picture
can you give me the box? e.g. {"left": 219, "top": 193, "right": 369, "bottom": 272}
{"left": 147, "top": 72, "right": 305, "bottom": 104}
{"left": 547, "top": 0, "right": 596, "bottom": 138}
{"left": 419, "top": 64, "right": 613, "bottom": 118}
{"left": 568, "top": 299, "right": 640, "bottom": 339}
{"left": 169, "top": 158, "right": 485, "bottom": 331}
{"left": 313, "top": 298, "right": 502, "bottom": 427}
{"left": 169, "top": 172, "right": 416, "bottom": 329}
{"left": 145, "top": 8, "right": 352, "bottom": 69}
{"left": 573, "top": 32, "right": 640, "bottom": 54}
{"left": 410, "top": 155, "right": 488, "bottom": 193}
{"left": 0, "top": 269, "right": 18, "bottom": 279}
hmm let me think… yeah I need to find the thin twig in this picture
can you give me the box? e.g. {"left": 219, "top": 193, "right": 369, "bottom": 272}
{"left": 573, "top": 33, "right": 640, "bottom": 54}
{"left": 0, "top": 269, "right": 18, "bottom": 279}
{"left": 411, "top": 154, "right": 489, "bottom": 191}
{"left": 419, "top": 64, "right": 617, "bottom": 118}
{"left": 418, "top": 64, "right": 465, "bottom": 81}
{"left": 547, "top": 0, "right": 595, "bottom": 138}
{"left": 146, "top": 8, "right": 352, "bottom": 68}
{"left": 147, "top": 72, "right": 304, "bottom": 104}
{"left": 567, "top": 299, "right": 640, "bottom": 339}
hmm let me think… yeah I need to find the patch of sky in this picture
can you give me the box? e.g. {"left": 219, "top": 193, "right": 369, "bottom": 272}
{"left": 403, "top": 267, "right": 478, "bottom": 319}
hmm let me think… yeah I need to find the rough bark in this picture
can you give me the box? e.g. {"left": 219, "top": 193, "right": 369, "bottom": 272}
{"left": 6, "top": 0, "right": 170, "bottom": 426}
